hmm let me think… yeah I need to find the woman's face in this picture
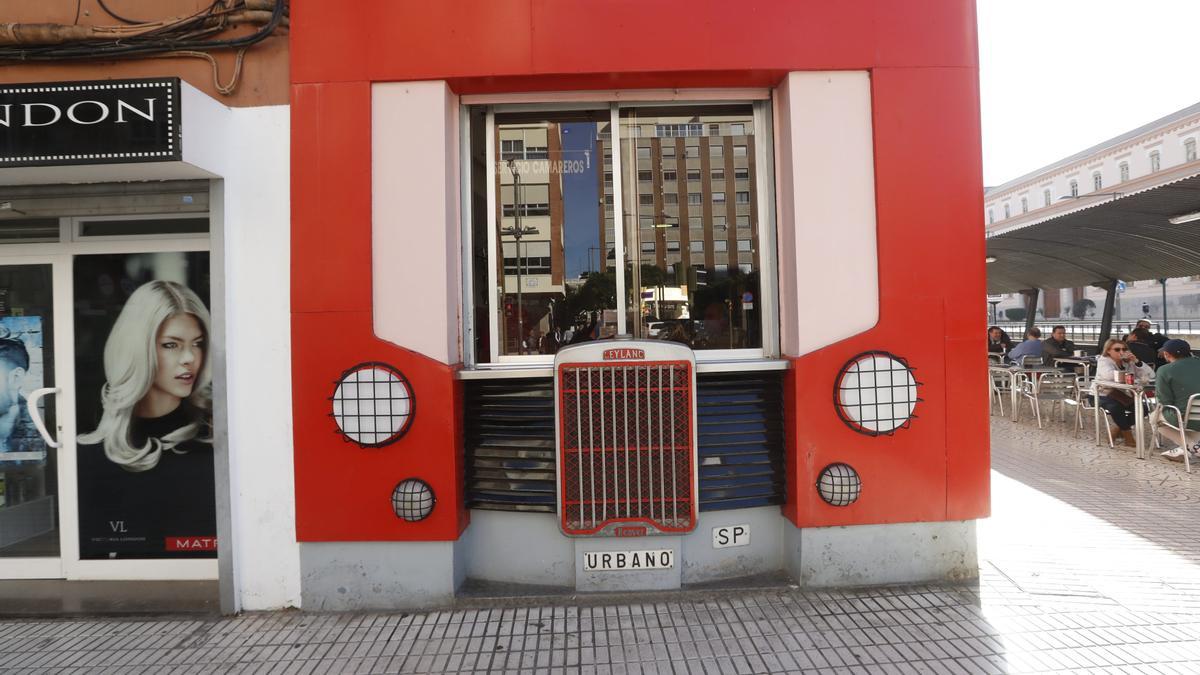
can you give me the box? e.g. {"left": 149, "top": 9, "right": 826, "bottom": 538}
{"left": 1108, "top": 342, "right": 1128, "bottom": 360}
{"left": 150, "top": 313, "right": 204, "bottom": 402}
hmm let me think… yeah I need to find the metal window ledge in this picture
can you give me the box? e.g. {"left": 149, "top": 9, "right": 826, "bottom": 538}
{"left": 457, "top": 358, "right": 789, "bottom": 380}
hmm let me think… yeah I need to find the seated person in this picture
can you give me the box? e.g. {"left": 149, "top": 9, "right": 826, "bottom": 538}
{"left": 1007, "top": 327, "right": 1044, "bottom": 364}
{"left": 1095, "top": 338, "right": 1155, "bottom": 446}
{"left": 1135, "top": 319, "right": 1168, "bottom": 350}
{"left": 1041, "top": 325, "right": 1076, "bottom": 362}
{"left": 1125, "top": 328, "right": 1159, "bottom": 368}
{"left": 987, "top": 326, "right": 1013, "bottom": 355}
{"left": 1149, "top": 339, "right": 1200, "bottom": 463}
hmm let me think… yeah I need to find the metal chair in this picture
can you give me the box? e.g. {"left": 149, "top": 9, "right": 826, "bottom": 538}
{"left": 989, "top": 367, "right": 1011, "bottom": 416}
{"left": 1018, "top": 355, "right": 1044, "bottom": 367}
{"left": 1150, "top": 393, "right": 1198, "bottom": 474}
{"left": 1067, "top": 377, "right": 1114, "bottom": 447}
{"left": 1016, "top": 371, "right": 1076, "bottom": 429}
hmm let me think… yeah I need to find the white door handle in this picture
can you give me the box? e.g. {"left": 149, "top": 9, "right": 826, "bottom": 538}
{"left": 27, "top": 387, "right": 61, "bottom": 449}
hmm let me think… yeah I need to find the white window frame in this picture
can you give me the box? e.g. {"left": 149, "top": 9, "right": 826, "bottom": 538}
{"left": 465, "top": 94, "right": 777, "bottom": 368}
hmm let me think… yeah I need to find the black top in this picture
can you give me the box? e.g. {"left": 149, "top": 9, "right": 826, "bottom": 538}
{"left": 1127, "top": 340, "right": 1157, "bottom": 367}
{"left": 76, "top": 403, "right": 216, "bottom": 560}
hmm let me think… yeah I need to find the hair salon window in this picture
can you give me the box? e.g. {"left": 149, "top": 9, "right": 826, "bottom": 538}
{"left": 468, "top": 101, "right": 774, "bottom": 364}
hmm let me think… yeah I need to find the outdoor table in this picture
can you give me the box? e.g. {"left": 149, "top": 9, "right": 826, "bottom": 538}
{"left": 1053, "top": 356, "right": 1096, "bottom": 378}
{"left": 1092, "top": 379, "right": 1155, "bottom": 459}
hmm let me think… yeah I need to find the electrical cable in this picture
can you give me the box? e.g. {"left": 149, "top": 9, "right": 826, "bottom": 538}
{"left": 0, "top": 0, "right": 285, "bottom": 62}
{"left": 96, "top": 0, "right": 149, "bottom": 25}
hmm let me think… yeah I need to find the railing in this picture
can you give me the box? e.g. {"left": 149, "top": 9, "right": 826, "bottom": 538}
{"left": 995, "top": 319, "right": 1200, "bottom": 345}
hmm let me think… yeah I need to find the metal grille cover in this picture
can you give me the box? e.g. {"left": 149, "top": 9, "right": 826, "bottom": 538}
{"left": 554, "top": 340, "right": 698, "bottom": 537}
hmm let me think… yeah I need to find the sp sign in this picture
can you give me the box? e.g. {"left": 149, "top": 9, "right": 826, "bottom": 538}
{"left": 712, "top": 524, "right": 750, "bottom": 549}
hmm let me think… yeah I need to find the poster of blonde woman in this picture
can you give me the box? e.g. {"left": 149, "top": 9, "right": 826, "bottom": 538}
{"left": 74, "top": 252, "right": 215, "bottom": 559}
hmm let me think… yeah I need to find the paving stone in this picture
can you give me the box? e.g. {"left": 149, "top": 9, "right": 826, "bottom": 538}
{"left": 3, "top": 419, "right": 1200, "bottom": 672}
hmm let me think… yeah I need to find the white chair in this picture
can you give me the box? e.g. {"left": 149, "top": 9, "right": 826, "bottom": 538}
{"left": 1151, "top": 393, "right": 1198, "bottom": 474}
{"left": 1016, "top": 371, "right": 1076, "bottom": 429}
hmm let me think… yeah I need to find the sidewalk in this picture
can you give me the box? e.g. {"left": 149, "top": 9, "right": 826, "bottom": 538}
{"left": 1, "top": 418, "right": 1198, "bottom": 674}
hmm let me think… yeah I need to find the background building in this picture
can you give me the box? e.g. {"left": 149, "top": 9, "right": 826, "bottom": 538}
{"left": 985, "top": 101, "right": 1200, "bottom": 323}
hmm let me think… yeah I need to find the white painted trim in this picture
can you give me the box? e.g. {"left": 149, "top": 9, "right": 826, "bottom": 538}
{"left": 460, "top": 105, "right": 476, "bottom": 367}
{"left": 457, "top": 357, "right": 788, "bottom": 380}
{"left": 610, "top": 102, "right": 627, "bottom": 336}
{"left": 464, "top": 89, "right": 770, "bottom": 106}
{"left": 485, "top": 110, "right": 500, "bottom": 364}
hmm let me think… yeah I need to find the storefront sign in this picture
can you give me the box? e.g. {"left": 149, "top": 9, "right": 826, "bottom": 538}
{"left": 0, "top": 78, "right": 181, "bottom": 168}
{"left": 583, "top": 549, "right": 674, "bottom": 571}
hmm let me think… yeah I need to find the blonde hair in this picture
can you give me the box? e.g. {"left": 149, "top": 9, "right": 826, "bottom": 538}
{"left": 78, "top": 280, "right": 212, "bottom": 472}
{"left": 1101, "top": 338, "right": 1127, "bottom": 359}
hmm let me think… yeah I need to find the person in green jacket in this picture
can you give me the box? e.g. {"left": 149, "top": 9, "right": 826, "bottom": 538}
{"left": 1149, "top": 339, "right": 1200, "bottom": 462}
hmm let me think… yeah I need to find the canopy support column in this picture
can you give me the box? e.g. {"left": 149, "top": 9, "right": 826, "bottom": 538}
{"left": 1097, "top": 279, "right": 1118, "bottom": 350}
{"left": 1020, "top": 288, "right": 1040, "bottom": 337}
{"left": 1160, "top": 278, "right": 1168, "bottom": 334}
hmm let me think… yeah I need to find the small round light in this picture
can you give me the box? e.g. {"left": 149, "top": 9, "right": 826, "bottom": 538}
{"left": 331, "top": 363, "right": 414, "bottom": 447}
{"left": 834, "top": 351, "right": 920, "bottom": 435}
{"left": 391, "top": 479, "right": 435, "bottom": 522}
{"left": 817, "top": 463, "right": 862, "bottom": 507}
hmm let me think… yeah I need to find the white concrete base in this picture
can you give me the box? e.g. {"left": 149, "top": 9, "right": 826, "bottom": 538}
{"left": 681, "top": 506, "right": 784, "bottom": 585}
{"left": 298, "top": 540, "right": 465, "bottom": 611}
{"left": 787, "top": 520, "right": 978, "bottom": 588}
{"left": 460, "top": 510, "right": 574, "bottom": 587}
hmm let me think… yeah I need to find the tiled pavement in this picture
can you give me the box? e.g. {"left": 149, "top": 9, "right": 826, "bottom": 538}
{"left": 1, "top": 415, "right": 1198, "bottom": 673}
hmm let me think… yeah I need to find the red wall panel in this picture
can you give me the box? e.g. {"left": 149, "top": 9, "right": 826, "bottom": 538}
{"left": 290, "top": 0, "right": 988, "bottom": 541}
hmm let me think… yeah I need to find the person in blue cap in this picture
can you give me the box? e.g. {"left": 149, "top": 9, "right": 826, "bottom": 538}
{"left": 1149, "top": 338, "right": 1200, "bottom": 463}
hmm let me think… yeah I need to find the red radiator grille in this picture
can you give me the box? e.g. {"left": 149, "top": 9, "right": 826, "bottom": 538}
{"left": 557, "top": 361, "right": 696, "bottom": 536}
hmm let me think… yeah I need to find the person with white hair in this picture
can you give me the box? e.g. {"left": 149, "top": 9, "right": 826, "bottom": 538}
{"left": 76, "top": 279, "right": 215, "bottom": 559}
{"left": 79, "top": 280, "right": 212, "bottom": 470}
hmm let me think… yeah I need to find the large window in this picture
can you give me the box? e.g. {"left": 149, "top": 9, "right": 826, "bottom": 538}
{"left": 619, "top": 105, "right": 763, "bottom": 352}
{"left": 468, "top": 101, "right": 772, "bottom": 364}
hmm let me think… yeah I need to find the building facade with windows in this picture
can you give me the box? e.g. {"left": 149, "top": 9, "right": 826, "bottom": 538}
{"left": 985, "top": 100, "right": 1200, "bottom": 321}
{"left": 290, "top": 0, "right": 988, "bottom": 609}
{"left": 1, "top": 0, "right": 988, "bottom": 615}
{"left": 0, "top": 0, "right": 294, "bottom": 614}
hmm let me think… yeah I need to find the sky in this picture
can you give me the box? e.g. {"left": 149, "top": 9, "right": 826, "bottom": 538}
{"left": 978, "top": 0, "right": 1200, "bottom": 187}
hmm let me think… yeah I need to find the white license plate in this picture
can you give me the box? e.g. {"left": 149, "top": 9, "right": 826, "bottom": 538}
{"left": 583, "top": 549, "right": 674, "bottom": 571}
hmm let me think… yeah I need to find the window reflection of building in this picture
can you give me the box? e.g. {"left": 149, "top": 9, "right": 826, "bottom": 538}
{"left": 497, "top": 123, "right": 563, "bottom": 355}
{"left": 600, "top": 106, "right": 762, "bottom": 350}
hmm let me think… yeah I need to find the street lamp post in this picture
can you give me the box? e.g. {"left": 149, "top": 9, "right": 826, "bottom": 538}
{"left": 503, "top": 158, "right": 540, "bottom": 354}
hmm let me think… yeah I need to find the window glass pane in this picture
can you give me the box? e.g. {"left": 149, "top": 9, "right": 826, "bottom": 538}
{"left": 0, "top": 218, "right": 59, "bottom": 243}
{"left": 491, "top": 110, "right": 616, "bottom": 357}
{"left": 79, "top": 218, "right": 208, "bottom": 237}
{"left": 620, "top": 104, "right": 761, "bottom": 350}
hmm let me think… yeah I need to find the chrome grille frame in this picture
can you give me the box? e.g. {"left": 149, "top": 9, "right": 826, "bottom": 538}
{"left": 554, "top": 341, "right": 699, "bottom": 537}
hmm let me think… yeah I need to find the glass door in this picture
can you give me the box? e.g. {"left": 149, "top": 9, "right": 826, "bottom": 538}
{"left": 0, "top": 258, "right": 67, "bottom": 579}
